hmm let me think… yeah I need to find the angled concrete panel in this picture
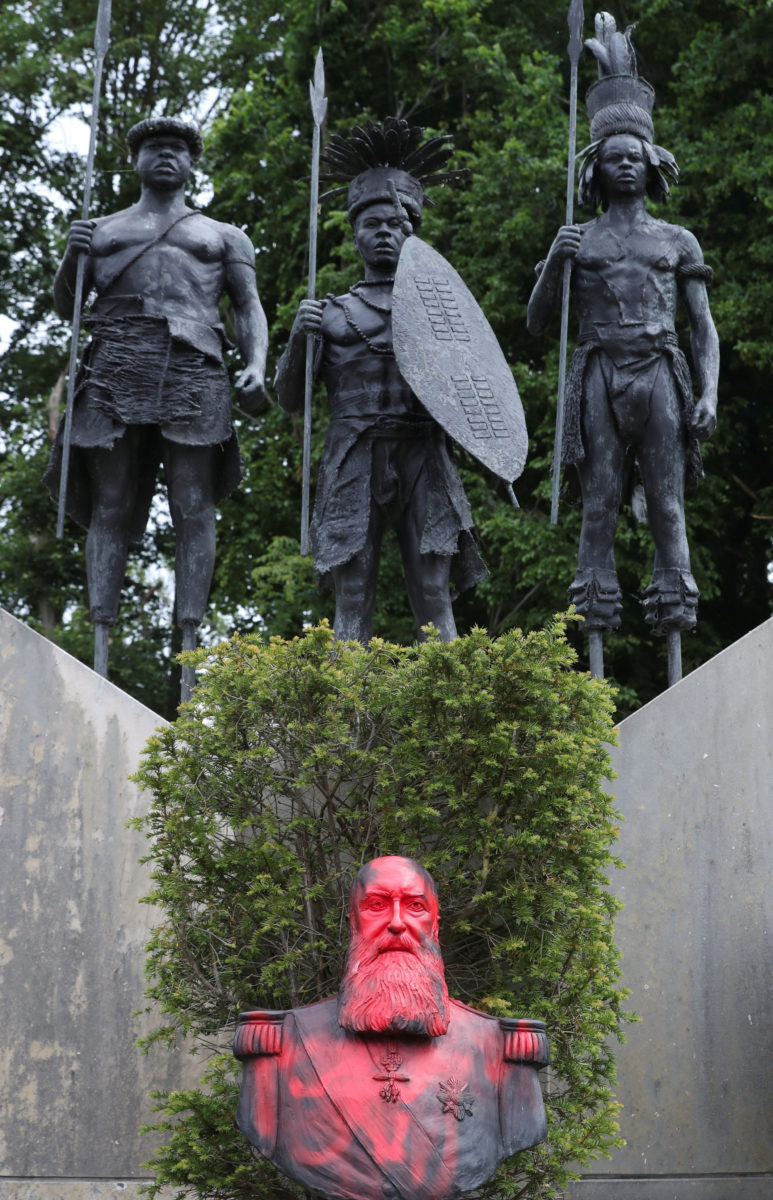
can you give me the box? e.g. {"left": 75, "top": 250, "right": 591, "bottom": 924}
{"left": 0, "top": 609, "right": 198, "bottom": 1185}
{"left": 569, "top": 619, "right": 773, "bottom": 1198}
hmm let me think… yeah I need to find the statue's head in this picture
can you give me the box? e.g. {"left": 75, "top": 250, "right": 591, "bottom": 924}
{"left": 578, "top": 11, "right": 678, "bottom": 210}
{"left": 347, "top": 166, "right": 425, "bottom": 230}
{"left": 126, "top": 117, "right": 204, "bottom": 163}
{"left": 578, "top": 133, "right": 678, "bottom": 210}
{"left": 319, "top": 117, "right": 466, "bottom": 245}
{"left": 337, "top": 855, "right": 450, "bottom": 1037}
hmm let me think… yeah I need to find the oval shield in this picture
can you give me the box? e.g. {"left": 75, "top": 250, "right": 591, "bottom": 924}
{"left": 393, "top": 237, "right": 527, "bottom": 483}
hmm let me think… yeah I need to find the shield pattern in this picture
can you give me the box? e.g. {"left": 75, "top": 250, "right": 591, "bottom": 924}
{"left": 393, "top": 237, "right": 527, "bottom": 483}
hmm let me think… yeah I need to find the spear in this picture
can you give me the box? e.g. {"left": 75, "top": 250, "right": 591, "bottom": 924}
{"left": 550, "top": 0, "right": 584, "bottom": 527}
{"left": 300, "top": 48, "right": 327, "bottom": 557}
{"left": 56, "top": 0, "right": 112, "bottom": 539}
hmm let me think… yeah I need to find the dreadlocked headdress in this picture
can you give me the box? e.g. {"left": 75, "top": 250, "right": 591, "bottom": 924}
{"left": 577, "top": 12, "right": 678, "bottom": 210}
{"left": 319, "top": 116, "right": 466, "bottom": 227}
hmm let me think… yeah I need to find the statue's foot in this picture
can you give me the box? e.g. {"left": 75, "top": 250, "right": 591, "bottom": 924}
{"left": 568, "top": 567, "right": 623, "bottom": 632}
{"left": 642, "top": 569, "right": 699, "bottom": 636}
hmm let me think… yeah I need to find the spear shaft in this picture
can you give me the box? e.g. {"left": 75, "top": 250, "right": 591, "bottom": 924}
{"left": 550, "top": 0, "right": 584, "bottom": 527}
{"left": 57, "top": 0, "right": 112, "bottom": 539}
{"left": 300, "top": 48, "right": 327, "bottom": 557}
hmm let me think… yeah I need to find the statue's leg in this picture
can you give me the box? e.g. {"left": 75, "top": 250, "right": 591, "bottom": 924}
{"left": 638, "top": 367, "right": 690, "bottom": 571}
{"left": 637, "top": 370, "right": 698, "bottom": 639}
{"left": 331, "top": 519, "right": 382, "bottom": 644}
{"left": 404, "top": 551, "right": 456, "bottom": 642}
{"left": 164, "top": 442, "right": 217, "bottom": 628}
{"left": 331, "top": 554, "right": 379, "bottom": 643}
{"left": 84, "top": 432, "right": 140, "bottom": 632}
{"left": 395, "top": 479, "right": 456, "bottom": 643}
{"left": 569, "top": 360, "right": 625, "bottom": 640}
{"left": 575, "top": 357, "right": 626, "bottom": 573}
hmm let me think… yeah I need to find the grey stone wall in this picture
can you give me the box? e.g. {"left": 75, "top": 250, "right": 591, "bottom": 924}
{"left": 0, "top": 609, "right": 198, "bottom": 1196}
{"left": 2, "top": 607, "right": 770, "bottom": 1199}
{"left": 567, "top": 618, "right": 773, "bottom": 1199}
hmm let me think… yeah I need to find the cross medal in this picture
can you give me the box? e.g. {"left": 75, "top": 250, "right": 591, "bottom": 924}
{"left": 373, "top": 1044, "right": 410, "bottom": 1103}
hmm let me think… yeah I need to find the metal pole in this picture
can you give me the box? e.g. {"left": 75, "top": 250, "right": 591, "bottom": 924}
{"left": 666, "top": 630, "right": 682, "bottom": 687}
{"left": 300, "top": 48, "right": 327, "bottom": 557}
{"left": 588, "top": 629, "right": 604, "bottom": 679}
{"left": 56, "top": 0, "right": 112, "bottom": 539}
{"left": 550, "top": 0, "right": 584, "bottom": 527}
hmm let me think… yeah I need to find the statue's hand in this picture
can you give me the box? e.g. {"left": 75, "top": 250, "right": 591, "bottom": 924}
{"left": 235, "top": 365, "right": 270, "bottom": 415}
{"left": 691, "top": 395, "right": 717, "bottom": 441}
{"left": 547, "top": 224, "right": 584, "bottom": 268}
{"left": 67, "top": 219, "right": 96, "bottom": 258}
{"left": 293, "top": 298, "right": 325, "bottom": 339}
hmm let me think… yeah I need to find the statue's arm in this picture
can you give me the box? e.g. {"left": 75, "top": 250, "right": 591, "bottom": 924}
{"left": 233, "top": 1010, "right": 286, "bottom": 1158}
{"left": 223, "top": 227, "right": 269, "bottom": 412}
{"left": 53, "top": 219, "right": 97, "bottom": 320}
{"left": 679, "top": 231, "right": 720, "bottom": 441}
{"left": 526, "top": 225, "right": 584, "bottom": 336}
{"left": 274, "top": 299, "right": 325, "bottom": 414}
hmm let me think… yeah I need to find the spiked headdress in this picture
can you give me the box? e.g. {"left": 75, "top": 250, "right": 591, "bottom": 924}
{"left": 578, "top": 12, "right": 678, "bottom": 208}
{"left": 320, "top": 117, "right": 465, "bottom": 227}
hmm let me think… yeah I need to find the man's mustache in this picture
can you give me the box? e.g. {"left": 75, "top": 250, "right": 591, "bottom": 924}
{"left": 376, "top": 932, "right": 417, "bottom": 954}
{"left": 352, "top": 930, "right": 427, "bottom": 971}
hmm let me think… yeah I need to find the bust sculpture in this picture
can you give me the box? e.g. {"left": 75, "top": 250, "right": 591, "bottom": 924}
{"left": 234, "top": 855, "right": 549, "bottom": 1200}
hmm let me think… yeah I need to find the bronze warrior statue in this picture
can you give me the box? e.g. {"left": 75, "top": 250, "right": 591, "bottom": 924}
{"left": 528, "top": 13, "right": 719, "bottom": 683}
{"left": 46, "top": 117, "right": 268, "bottom": 687}
{"left": 275, "top": 119, "right": 493, "bottom": 644}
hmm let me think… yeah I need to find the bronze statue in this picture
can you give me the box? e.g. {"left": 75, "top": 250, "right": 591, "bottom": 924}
{"left": 528, "top": 13, "right": 719, "bottom": 684}
{"left": 276, "top": 118, "right": 526, "bottom": 644}
{"left": 234, "top": 855, "right": 548, "bottom": 1200}
{"left": 45, "top": 117, "right": 268, "bottom": 688}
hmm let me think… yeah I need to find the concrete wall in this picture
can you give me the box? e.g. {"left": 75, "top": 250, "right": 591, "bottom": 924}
{"left": 567, "top": 619, "right": 773, "bottom": 1200}
{"left": 3, "top": 607, "right": 771, "bottom": 1199}
{"left": 0, "top": 609, "right": 197, "bottom": 1199}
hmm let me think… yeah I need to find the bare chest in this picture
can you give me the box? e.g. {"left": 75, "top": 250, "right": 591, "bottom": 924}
{"left": 322, "top": 292, "right": 393, "bottom": 349}
{"left": 576, "top": 220, "right": 682, "bottom": 276}
{"left": 90, "top": 211, "right": 226, "bottom": 294}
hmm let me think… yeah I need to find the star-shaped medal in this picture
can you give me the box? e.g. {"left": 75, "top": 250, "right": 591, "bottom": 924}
{"left": 437, "top": 1077, "right": 475, "bottom": 1121}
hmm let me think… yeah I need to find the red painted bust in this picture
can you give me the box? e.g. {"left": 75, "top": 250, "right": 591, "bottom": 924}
{"left": 234, "top": 856, "right": 549, "bottom": 1200}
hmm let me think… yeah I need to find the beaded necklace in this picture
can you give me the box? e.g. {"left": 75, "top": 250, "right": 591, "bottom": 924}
{"left": 349, "top": 278, "right": 395, "bottom": 314}
{"left": 329, "top": 286, "right": 395, "bottom": 356}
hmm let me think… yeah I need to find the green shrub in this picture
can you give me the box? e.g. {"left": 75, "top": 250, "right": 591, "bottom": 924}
{"left": 133, "top": 619, "right": 629, "bottom": 1198}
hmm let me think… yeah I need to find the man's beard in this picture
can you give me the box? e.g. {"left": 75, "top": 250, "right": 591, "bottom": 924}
{"left": 337, "top": 930, "right": 450, "bottom": 1037}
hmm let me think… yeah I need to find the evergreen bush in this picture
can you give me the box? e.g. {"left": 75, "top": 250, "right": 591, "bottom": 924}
{"left": 132, "top": 619, "right": 629, "bottom": 1198}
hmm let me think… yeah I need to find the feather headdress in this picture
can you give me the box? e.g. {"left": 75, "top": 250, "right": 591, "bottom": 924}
{"left": 320, "top": 116, "right": 466, "bottom": 226}
{"left": 577, "top": 11, "right": 679, "bottom": 209}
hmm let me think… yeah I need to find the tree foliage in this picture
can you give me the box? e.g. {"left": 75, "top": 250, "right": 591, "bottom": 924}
{"left": 133, "top": 621, "right": 627, "bottom": 1199}
{"left": 1, "top": 0, "right": 771, "bottom": 718}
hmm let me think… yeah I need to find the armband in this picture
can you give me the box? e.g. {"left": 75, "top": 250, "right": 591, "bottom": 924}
{"left": 677, "top": 262, "right": 714, "bottom": 285}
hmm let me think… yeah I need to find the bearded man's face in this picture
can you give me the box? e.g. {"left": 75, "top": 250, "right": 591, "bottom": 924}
{"left": 337, "top": 857, "right": 450, "bottom": 1037}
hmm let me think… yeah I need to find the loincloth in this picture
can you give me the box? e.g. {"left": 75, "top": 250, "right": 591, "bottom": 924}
{"left": 43, "top": 316, "right": 240, "bottom": 543}
{"left": 311, "top": 415, "right": 487, "bottom": 595}
{"left": 562, "top": 332, "right": 703, "bottom": 485}
{"left": 72, "top": 314, "right": 233, "bottom": 448}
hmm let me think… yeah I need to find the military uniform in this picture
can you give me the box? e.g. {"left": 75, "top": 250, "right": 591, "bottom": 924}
{"left": 234, "top": 996, "right": 548, "bottom": 1200}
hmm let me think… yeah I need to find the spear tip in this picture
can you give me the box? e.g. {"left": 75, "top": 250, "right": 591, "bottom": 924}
{"left": 567, "top": 0, "right": 585, "bottom": 62}
{"left": 94, "top": 0, "right": 113, "bottom": 57}
{"left": 310, "top": 47, "right": 327, "bottom": 125}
